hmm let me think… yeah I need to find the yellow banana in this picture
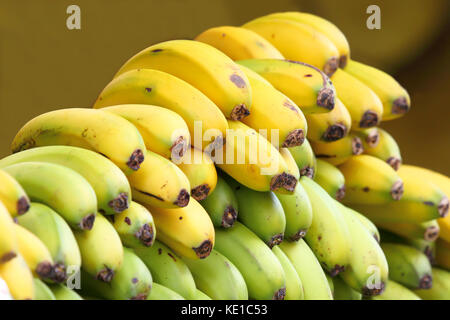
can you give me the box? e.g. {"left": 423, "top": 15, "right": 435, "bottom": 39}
{"left": 435, "top": 238, "right": 450, "bottom": 270}
{"left": 114, "top": 40, "right": 252, "bottom": 120}
{"left": 354, "top": 127, "right": 380, "bottom": 149}
{"left": 216, "top": 120, "right": 297, "bottom": 193}
{"left": 0, "top": 170, "right": 29, "bottom": 217}
{"left": 144, "top": 198, "right": 215, "bottom": 260}
{"left": 262, "top": 12, "right": 350, "bottom": 67}
{"left": 359, "top": 128, "right": 402, "bottom": 170}
{"left": 288, "top": 138, "right": 316, "bottom": 178}
{"left": 237, "top": 59, "right": 336, "bottom": 114}
{"left": 331, "top": 69, "right": 384, "bottom": 129}
{"left": 349, "top": 207, "right": 380, "bottom": 242}
{"left": 129, "top": 150, "right": 191, "bottom": 208}
{"left": 195, "top": 26, "right": 285, "bottom": 60}
{"left": 279, "top": 148, "right": 300, "bottom": 181}
{"left": 305, "top": 98, "right": 351, "bottom": 142}
{"left": 314, "top": 159, "right": 346, "bottom": 201}
{"left": 175, "top": 147, "right": 217, "bottom": 201}
{"left": 0, "top": 254, "right": 34, "bottom": 300}
{"left": 311, "top": 133, "right": 364, "bottom": 166}
{"left": 11, "top": 108, "right": 146, "bottom": 174}
{"left": 102, "top": 104, "right": 190, "bottom": 161}
{"left": 345, "top": 60, "right": 411, "bottom": 120}
{"left": 242, "top": 17, "right": 339, "bottom": 76}
{"left": 93, "top": 68, "right": 227, "bottom": 151}
{"left": 0, "top": 201, "right": 17, "bottom": 264}
{"left": 377, "top": 220, "right": 440, "bottom": 242}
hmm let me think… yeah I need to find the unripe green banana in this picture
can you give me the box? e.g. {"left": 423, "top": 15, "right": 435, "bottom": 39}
{"left": 314, "top": 159, "right": 346, "bottom": 201}
{"left": 272, "top": 246, "right": 304, "bottom": 300}
{"left": 369, "top": 280, "right": 420, "bottom": 300}
{"left": 358, "top": 128, "right": 402, "bottom": 170}
{"left": 0, "top": 169, "right": 29, "bottom": 217}
{"left": 435, "top": 238, "right": 450, "bottom": 270}
{"left": 182, "top": 250, "right": 248, "bottom": 300}
{"left": 377, "top": 220, "right": 440, "bottom": 242}
{"left": 288, "top": 139, "right": 316, "bottom": 178}
{"left": 110, "top": 201, "right": 155, "bottom": 248}
{"left": 49, "top": 284, "right": 83, "bottom": 300}
{"left": 312, "top": 133, "right": 363, "bottom": 166}
{"left": 344, "top": 205, "right": 380, "bottom": 242}
{"left": 214, "top": 222, "right": 286, "bottom": 300}
{"left": 33, "top": 278, "right": 56, "bottom": 300}
{"left": 332, "top": 277, "right": 362, "bottom": 300}
{"left": 3, "top": 162, "right": 97, "bottom": 230}
{"left": 199, "top": 176, "right": 239, "bottom": 228}
{"left": 192, "top": 289, "right": 212, "bottom": 300}
{"left": 381, "top": 243, "right": 433, "bottom": 289}
{"left": 147, "top": 283, "right": 184, "bottom": 300}
{"left": 134, "top": 240, "right": 196, "bottom": 300}
{"left": 80, "top": 248, "right": 152, "bottom": 300}
{"left": 0, "top": 146, "right": 131, "bottom": 215}
{"left": 414, "top": 268, "right": 450, "bottom": 300}
{"left": 325, "top": 273, "right": 334, "bottom": 294}
{"left": 275, "top": 183, "right": 313, "bottom": 241}
{"left": 279, "top": 239, "right": 333, "bottom": 300}
{"left": 74, "top": 214, "right": 123, "bottom": 283}
{"left": 300, "top": 177, "right": 351, "bottom": 276}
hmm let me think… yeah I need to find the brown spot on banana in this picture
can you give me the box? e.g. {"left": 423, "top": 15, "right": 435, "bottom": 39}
{"left": 390, "top": 180, "right": 404, "bottom": 201}
{"left": 17, "top": 196, "right": 30, "bottom": 215}
{"left": 322, "top": 124, "right": 347, "bottom": 142}
{"left": 126, "top": 149, "right": 145, "bottom": 171}
{"left": 79, "top": 213, "right": 96, "bottom": 230}
{"left": 173, "top": 189, "right": 190, "bottom": 207}
{"left": 221, "top": 205, "right": 237, "bottom": 228}
{"left": 135, "top": 224, "right": 154, "bottom": 247}
{"left": 108, "top": 192, "right": 129, "bottom": 213}
{"left": 230, "top": 104, "right": 250, "bottom": 120}
{"left": 282, "top": 129, "right": 305, "bottom": 148}
{"left": 273, "top": 287, "right": 286, "bottom": 300}
{"left": 193, "top": 240, "right": 213, "bottom": 259}
{"left": 191, "top": 184, "right": 211, "bottom": 201}
{"left": 359, "top": 111, "right": 379, "bottom": 128}
{"left": 392, "top": 97, "right": 410, "bottom": 115}
{"left": 386, "top": 157, "right": 402, "bottom": 171}
{"left": 96, "top": 267, "right": 115, "bottom": 283}
{"left": 352, "top": 137, "right": 364, "bottom": 155}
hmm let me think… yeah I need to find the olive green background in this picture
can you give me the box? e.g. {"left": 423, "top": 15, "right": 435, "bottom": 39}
{"left": 0, "top": 0, "right": 449, "bottom": 174}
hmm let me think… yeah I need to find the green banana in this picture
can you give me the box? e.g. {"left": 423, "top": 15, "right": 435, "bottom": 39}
{"left": 288, "top": 139, "right": 316, "bottom": 178}
{"left": 214, "top": 222, "right": 286, "bottom": 300}
{"left": 332, "top": 277, "right": 362, "bottom": 300}
{"left": 147, "top": 283, "right": 184, "bottom": 300}
{"left": 344, "top": 205, "right": 380, "bottom": 242}
{"left": 325, "top": 273, "right": 334, "bottom": 295}
{"left": 192, "top": 289, "right": 212, "bottom": 300}
{"left": 272, "top": 246, "right": 304, "bottom": 300}
{"left": 182, "top": 250, "right": 248, "bottom": 300}
{"left": 377, "top": 220, "right": 440, "bottom": 242}
{"left": 414, "top": 268, "right": 450, "bottom": 300}
{"left": 134, "top": 240, "right": 196, "bottom": 300}
{"left": 369, "top": 280, "right": 420, "bottom": 300}
{"left": 33, "top": 278, "right": 56, "bottom": 300}
{"left": 49, "top": 284, "right": 83, "bottom": 300}
{"left": 314, "top": 159, "right": 346, "bottom": 201}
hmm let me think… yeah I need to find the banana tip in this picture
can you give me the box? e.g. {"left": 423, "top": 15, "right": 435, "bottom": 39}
{"left": 392, "top": 97, "right": 410, "bottom": 115}
{"left": 35, "top": 261, "right": 54, "bottom": 280}
{"left": 317, "top": 87, "right": 335, "bottom": 111}
{"left": 290, "top": 229, "right": 307, "bottom": 241}
{"left": 339, "top": 55, "right": 348, "bottom": 68}
{"left": 359, "top": 111, "right": 379, "bottom": 128}
{"left": 221, "top": 205, "right": 238, "bottom": 228}
{"left": 336, "top": 185, "right": 346, "bottom": 201}
{"left": 17, "top": 196, "right": 30, "bottom": 215}
{"left": 419, "top": 275, "right": 433, "bottom": 289}
{"left": 170, "top": 136, "right": 188, "bottom": 161}
{"left": 390, "top": 180, "right": 404, "bottom": 201}
{"left": 282, "top": 129, "right": 305, "bottom": 148}
{"left": 323, "top": 57, "right": 339, "bottom": 77}
{"left": 300, "top": 166, "right": 315, "bottom": 179}
{"left": 362, "top": 281, "right": 386, "bottom": 296}
{"left": 127, "top": 149, "right": 145, "bottom": 171}
{"left": 173, "top": 189, "right": 190, "bottom": 207}
{"left": 438, "top": 197, "right": 449, "bottom": 217}
{"left": 230, "top": 104, "right": 250, "bottom": 120}
{"left": 97, "top": 267, "right": 115, "bottom": 283}
{"left": 351, "top": 137, "right": 364, "bottom": 155}
{"left": 328, "top": 264, "right": 345, "bottom": 277}
{"left": 386, "top": 157, "right": 402, "bottom": 171}
{"left": 273, "top": 287, "right": 286, "bottom": 300}
{"left": 193, "top": 240, "right": 213, "bottom": 259}
{"left": 136, "top": 224, "right": 155, "bottom": 247}
{"left": 108, "top": 192, "right": 130, "bottom": 213}
{"left": 270, "top": 173, "right": 297, "bottom": 193}
{"left": 80, "top": 213, "right": 96, "bottom": 230}
{"left": 323, "top": 124, "right": 347, "bottom": 142}
{"left": 191, "top": 184, "right": 211, "bottom": 201}
{"left": 267, "top": 233, "right": 284, "bottom": 249}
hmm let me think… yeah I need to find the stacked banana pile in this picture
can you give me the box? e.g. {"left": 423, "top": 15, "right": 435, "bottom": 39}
{"left": 0, "top": 12, "right": 449, "bottom": 301}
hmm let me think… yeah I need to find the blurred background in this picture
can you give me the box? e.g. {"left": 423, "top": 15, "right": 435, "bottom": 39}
{"left": 0, "top": 0, "right": 449, "bottom": 174}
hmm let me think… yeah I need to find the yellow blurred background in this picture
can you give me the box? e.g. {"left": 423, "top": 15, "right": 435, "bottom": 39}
{"left": 0, "top": 0, "right": 449, "bottom": 174}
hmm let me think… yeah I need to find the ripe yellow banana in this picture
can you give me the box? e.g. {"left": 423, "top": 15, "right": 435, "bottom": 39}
{"left": 238, "top": 65, "right": 307, "bottom": 148}
{"left": 11, "top": 108, "right": 146, "bottom": 174}
{"left": 144, "top": 198, "right": 215, "bottom": 260}
{"left": 0, "top": 254, "right": 34, "bottom": 300}
{"left": 175, "top": 147, "right": 217, "bottom": 201}
{"left": 0, "top": 170, "right": 29, "bottom": 217}
{"left": 339, "top": 155, "right": 404, "bottom": 205}
{"left": 358, "top": 128, "right": 402, "bottom": 170}
{"left": 114, "top": 40, "right": 252, "bottom": 120}
{"left": 377, "top": 220, "right": 440, "bottom": 242}
{"left": 279, "top": 148, "right": 300, "bottom": 181}
{"left": 312, "top": 133, "right": 364, "bottom": 166}
{"left": 242, "top": 17, "right": 339, "bottom": 76}
{"left": 93, "top": 68, "right": 227, "bottom": 151}
{"left": 314, "top": 159, "right": 346, "bottom": 201}
{"left": 305, "top": 98, "right": 351, "bottom": 142}
{"left": 129, "top": 150, "right": 191, "bottom": 208}
{"left": 237, "top": 59, "right": 336, "bottom": 114}
{"left": 0, "top": 201, "right": 17, "bottom": 264}
{"left": 414, "top": 268, "right": 450, "bottom": 300}
{"left": 216, "top": 120, "right": 297, "bottom": 194}
{"left": 288, "top": 138, "right": 316, "bottom": 178}
{"left": 0, "top": 146, "right": 131, "bottom": 215}
{"left": 435, "top": 239, "right": 450, "bottom": 270}
{"left": 195, "top": 26, "right": 285, "bottom": 60}
{"left": 345, "top": 60, "right": 411, "bottom": 120}
{"left": 102, "top": 104, "right": 190, "bottom": 161}
{"left": 262, "top": 12, "right": 350, "bottom": 67}
{"left": 331, "top": 69, "right": 384, "bottom": 129}
{"left": 354, "top": 127, "right": 380, "bottom": 149}
{"left": 348, "top": 207, "right": 380, "bottom": 242}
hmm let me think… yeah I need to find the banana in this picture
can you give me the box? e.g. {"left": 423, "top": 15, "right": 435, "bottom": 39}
{"left": 312, "top": 133, "right": 364, "bottom": 166}
{"left": 182, "top": 249, "right": 248, "bottom": 300}
{"left": 272, "top": 246, "right": 304, "bottom": 300}
{"left": 192, "top": 289, "right": 212, "bottom": 300}
{"left": 300, "top": 177, "right": 351, "bottom": 276}
{"left": 242, "top": 18, "right": 339, "bottom": 76}
{"left": 381, "top": 243, "right": 432, "bottom": 289}
{"left": 144, "top": 199, "right": 215, "bottom": 259}
{"left": 325, "top": 273, "right": 334, "bottom": 294}
{"left": 330, "top": 69, "right": 384, "bottom": 129}
{"left": 305, "top": 98, "right": 351, "bottom": 142}
{"left": 102, "top": 104, "right": 190, "bottom": 161}
{"left": 262, "top": 12, "right": 350, "bottom": 67}
{"left": 216, "top": 120, "right": 297, "bottom": 194}
{"left": 380, "top": 231, "right": 436, "bottom": 264}
{"left": 11, "top": 108, "right": 146, "bottom": 174}
{"left": 2, "top": 162, "right": 97, "bottom": 230}
{"left": 214, "top": 222, "right": 286, "bottom": 300}
{"left": 195, "top": 26, "right": 285, "bottom": 60}
{"left": 0, "top": 201, "right": 17, "bottom": 264}
{"left": 0, "top": 170, "right": 29, "bottom": 217}
{"left": 314, "top": 159, "right": 346, "bottom": 201}
{"left": 0, "top": 146, "right": 131, "bottom": 215}
{"left": 110, "top": 201, "right": 155, "bottom": 248}
{"left": 279, "top": 147, "right": 300, "bottom": 180}
{"left": 238, "top": 65, "right": 307, "bottom": 148}
{"left": 354, "top": 127, "right": 380, "bottom": 149}
{"left": 279, "top": 239, "right": 333, "bottom": 300}
{"left": 332, "top": 277, "right": 362, "bottom": 300}
{"left": 336, "top": 201, "right": 389, "bottom": 296}
{"left": 435, "top": 238, "right": 450, "bottom": 270}
{"left": 377, "top": 220, "right": 440, "bottom": 242}
{"left": 80, "top": 248, "right": 152, "bottom": 300}
{"left": 175, "top": 147, "right": 217, "bottom": 201}
{"left": 288, "top": 138, "right": 316, "bottom": 178}
{"left": 33, "top": 278, "right": 56, "bottom": 300}
{"left": 414, "top": 268, "right": 450, "bottom": 300}
{"left": 199, "top": 175, "right": 239, "bottom": 228}
{"left": 134, "top": 240, "right": 196, "bottom": 299}
{"left": 360, "top": 128, "right": 402, "bottom": 170}
{"left": 49, "top": 284, "right": 83, "bottom": 300}
{"left": 147, "top": 283, "right": 184, "bottom": 300}
{"left": 344, "top": 60, "right": 411, "bottom": 120}
{"left": 0, "top": 254, "right": 34, "bottom": 300}
{"left": 275, "top": 182, "right": 313, "bottom": 241}
{"left": 369, "top": 280, "right": 420, "bottom": 300}
{"left": 16, "top": 203, "right": 81, "bottom": 280}
{"left": 339, "top": 155, "right": 404, "bottom": 205}
{"left": 129, "top": 149, "right": 191, "bottom": 208}
{"left": 345, "top": 206, "right": 380, "bottom": 242}
{"left": 73, "top": 214, "right": 123, "bottom": 282}
{"left": 114, "top": 40, "right": 252, "bottom": 120}
{"left": 237, "top": 59, "right": 336, "bottom": 114}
